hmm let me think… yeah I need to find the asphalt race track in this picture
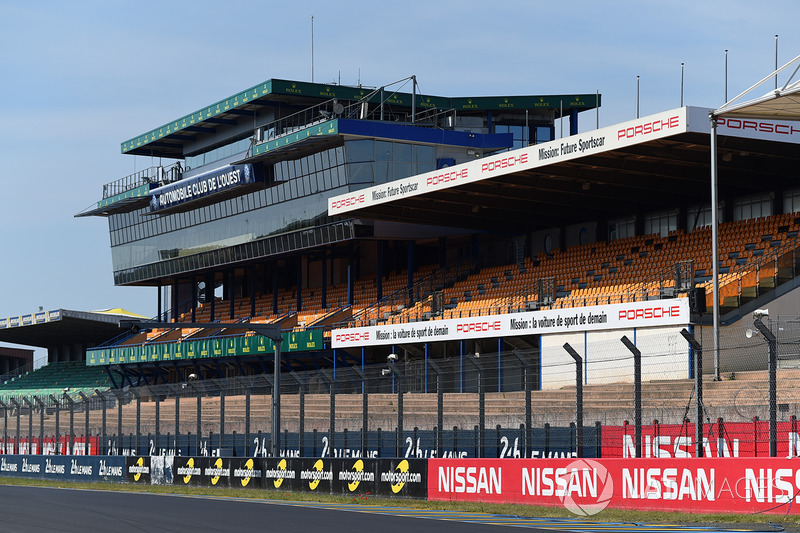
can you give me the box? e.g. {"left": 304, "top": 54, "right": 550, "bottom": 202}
{"left": 0, "top": 485, "right": 785, "bottom": 532}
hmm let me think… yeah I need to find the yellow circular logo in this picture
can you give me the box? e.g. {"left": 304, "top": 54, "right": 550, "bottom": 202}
{"left": 348, "top": 460, "right": 364, "bottom": 492}
{"left": 309, "top": 459, "right": 324, "bottom": 490}
{"left": 391, "top": 460, "right": 409, "bottom": 494}
{"left": 274, "top": 458, "right": 287, "bottom": 489}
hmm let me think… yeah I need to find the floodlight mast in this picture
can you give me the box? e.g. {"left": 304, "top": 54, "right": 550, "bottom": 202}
{"left": 120, "top": 320, "right": 284, "bottom": 456}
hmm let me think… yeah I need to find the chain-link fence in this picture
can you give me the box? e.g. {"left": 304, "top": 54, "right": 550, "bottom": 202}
{"left": 0, "top": 318, "right": 797, "bottom": 459}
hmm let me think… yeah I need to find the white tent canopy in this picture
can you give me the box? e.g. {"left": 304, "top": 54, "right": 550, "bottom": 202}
{"left": 714, "top": 53, "right": 800, "bottom": 120}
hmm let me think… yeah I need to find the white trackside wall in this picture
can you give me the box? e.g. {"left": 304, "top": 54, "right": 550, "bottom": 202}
{"left": 540, "top": 326, "right": 690, "bottom": 390}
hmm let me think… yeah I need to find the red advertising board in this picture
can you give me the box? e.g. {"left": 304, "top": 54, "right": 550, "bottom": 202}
{"left": 0, "top": 436, "right": 98, "bottom": 455}
{"left": 429, "top": 457, "right": 800, "bottom": 515}
{"left": 602, "top": 421, "right": 800, "bottom": 458}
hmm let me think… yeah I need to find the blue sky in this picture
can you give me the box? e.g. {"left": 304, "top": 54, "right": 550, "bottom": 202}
{"left": 1, "top": 0, "right": 799, "bottom": 358}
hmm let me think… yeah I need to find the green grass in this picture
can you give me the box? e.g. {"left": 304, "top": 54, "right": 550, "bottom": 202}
{"left": 0, "top": 476, "right": 798, "bottom": 530}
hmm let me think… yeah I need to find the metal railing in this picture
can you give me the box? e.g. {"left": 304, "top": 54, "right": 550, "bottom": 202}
{"left": 102, "top": 163, "right": 183, "bottom": 199}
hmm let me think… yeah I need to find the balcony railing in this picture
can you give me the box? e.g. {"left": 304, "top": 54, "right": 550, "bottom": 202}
{"left": 102, "top": 163, "right": 183, "bottom": 200}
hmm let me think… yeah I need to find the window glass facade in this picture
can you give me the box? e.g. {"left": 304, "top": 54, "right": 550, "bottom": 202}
{"left": 608, "top": 216, "right": 635, "bottom": 241}
{"left": 185, "top": 137, "right": 251, "bottom": 170}
{"left": 733, "top": 193, "right": 772, "bottom": 221}
{"left": 109, "top": 139, "right": 436, "bottom": 279}
{"left": 644, "top": 209, "right": 678, "bottom": 237}
{"left": 785, "top": 188, "right": 800, "bottom": 214}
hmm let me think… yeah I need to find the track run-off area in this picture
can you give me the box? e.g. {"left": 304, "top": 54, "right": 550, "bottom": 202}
{"left": 0, "top": 483, "right": 791, "bottom": 532}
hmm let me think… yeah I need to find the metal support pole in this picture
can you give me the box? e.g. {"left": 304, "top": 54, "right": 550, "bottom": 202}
{"left": 35, "top": 398, "right": 45, "bottom": 455}
{"left": 196, "top": 386, "right": 202, "bottom": 456}
{"left": 116, "top": 391, "right": 123, "bottom": 455}
{"left": 709, "top": 113, "right": 721, "bottom": 381}
{"left": 175, "top": 389, "right": 180, "bottom": 456}
{"left": 563, "top": 343, "right": 584, "bottom": 458}
{"left": 0, "top": 401, "right": 7, "bottom": 454}
{"left": 94, "top": 390, "right": 106, "bottom": 456}
{"left": 219, "top": 389, "right": 225, "bottom": 454}
{"left": 510, "top": 350, "right": 532, "bottom": 457}
{"left": 244, "top": 384, "right": 251, "bottom": 457}
{"left": 288, "top": 372, "right": 305, "bottom": 457}
{"left": 680, "top": 328, "right": 704, "bottom": 457}
{"left": 67, "top": 396, "right": 75, "bottom": 455}
{"left": 271, "top": 342, "right": 283, "bottom": 457}
{"left": 427, "top": 359, "right": 444, "bottom": 459}
{"left": 754, "top": 318, "right": 778, "bottom": 457}
{"left": 383, "top": 364, "right": 404, "bottom": 458}
{"left": 620, "top": 336, "right": 642, "bottom": 458}
{"left": 49, "top": 395, "right": 60, "bottom": 455}
{"left": 9, "top": 400, "right": 20, "bottom": 454}
{"left": 466, "top": 354, "right": 484, "bottom": 458}
{"left": 23, "top": 398, "right": 33, "bottom": 455}
{"left": 79, "top": 392, "right": 91, "bottom": 455}
{"left": 154, "top": 392, "right": 160, "bottom": 454}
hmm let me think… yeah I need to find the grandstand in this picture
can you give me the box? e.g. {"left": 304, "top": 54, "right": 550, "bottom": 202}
{"left": 0, "top": 74, "right": 799, "bottom": 459}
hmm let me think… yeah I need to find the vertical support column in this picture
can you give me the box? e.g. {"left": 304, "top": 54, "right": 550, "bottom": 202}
{"left": 347, "top": 264, "right": 354, "bottom": 307}
{"left": 321, "top": 252, "right": 328, "bottom": 309}
{"left": 709, "top": 113, "right": 721, "bottom": 381}
{"left": 296, "top": 259, "right": 303, "bottom": 313}
{"left": 497, "top": 338, "right": 503, "bottom": 392}
{"left": 569, "top": 108, "right": 579, "bottom": 136}
{"left": 157, "top": 280, "right": 163, "bottom": 322}
{"left": 377, "top": 241, "right": 384, "bottom": 302}
{"left": 207, "top": 273, "right": 215, "bottom": 322}
{"left": 620, "top": 336, "right": 642, "bottom": 458}
{"left": 272, "top": 267, "right": 279, "bottom": 316}
{"left": 191, "top": 276, "right": 197, "bottom": 322}
{"left": 250, "top": 266, "right": 257, "bottom": 319}
{"left": 407, "top": 240, "right": 414, "bottom": 305}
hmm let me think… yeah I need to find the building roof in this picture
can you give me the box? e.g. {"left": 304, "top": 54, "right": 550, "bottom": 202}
{"left": 120, "top": 78, "right": 600, "bottom": 159}
{"left": 0, "top": 309, "right": 136, "bottom": 349}
{"left": 328, "top": 106, "right": 800, "bottom": 232}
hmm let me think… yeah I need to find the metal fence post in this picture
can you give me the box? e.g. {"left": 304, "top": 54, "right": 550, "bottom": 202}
{"left": 9, "top": 399, "right": 20, "bottom": 454}
{"left": 49, "top": 395, "right": 60, "bottom": 455}
{"left": 78, "top": 392, "right": 91, "bottom": 455}
{"left": 754, "top": 317, "right": 778, "bottom": 457}
{"left": 563, "top": 343, "right": 584, "bottom": 458}
{"left": 465, "top": 354, "right": 484, "bottom": 458}
{"left": 23, "top": 398, "right": 34, "bottom": 454}
{"left": 426, "top": 359, "right": 444, "bottom": 459}
{"left": 680, "top": 328, "right": 704, "bottom": 458}
{"left": 35, "top": 397, "right": 45, "bottom": 455}
{"left": 510, "top": 350, "right": 532, "bottom": 458}
{"left": 620, "top": 336, "right": 642, "bottom": 458}
{"left": 0, "top": 400, "right": 7, "bottom": 454}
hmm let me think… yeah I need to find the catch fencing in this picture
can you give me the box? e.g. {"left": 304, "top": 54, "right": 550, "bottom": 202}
{"left": 0, "top": 317, "right": 797, "bottom": 459}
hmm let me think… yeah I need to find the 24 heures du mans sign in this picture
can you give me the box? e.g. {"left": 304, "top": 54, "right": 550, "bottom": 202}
{"left": 331, "top": 298, "right": 689, "bottom": 348}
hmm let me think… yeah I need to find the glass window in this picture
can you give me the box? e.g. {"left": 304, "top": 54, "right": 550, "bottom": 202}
{"left": 375, "top": 141, "right": 392, "bottom": 162}
{"left": 733, "top": 193, "right": 772, "bottom": 221}
{"left": 784, "top": 188, "right": 800, "bottom": 214}
{"left": 348, "top": 162, "right": 373, "bottom": 184}
{"left": 644, "top": 209, "right": 678, "bottom": 237}
{"left": 346, "top": 140, "right": 374, "bottom": 162}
